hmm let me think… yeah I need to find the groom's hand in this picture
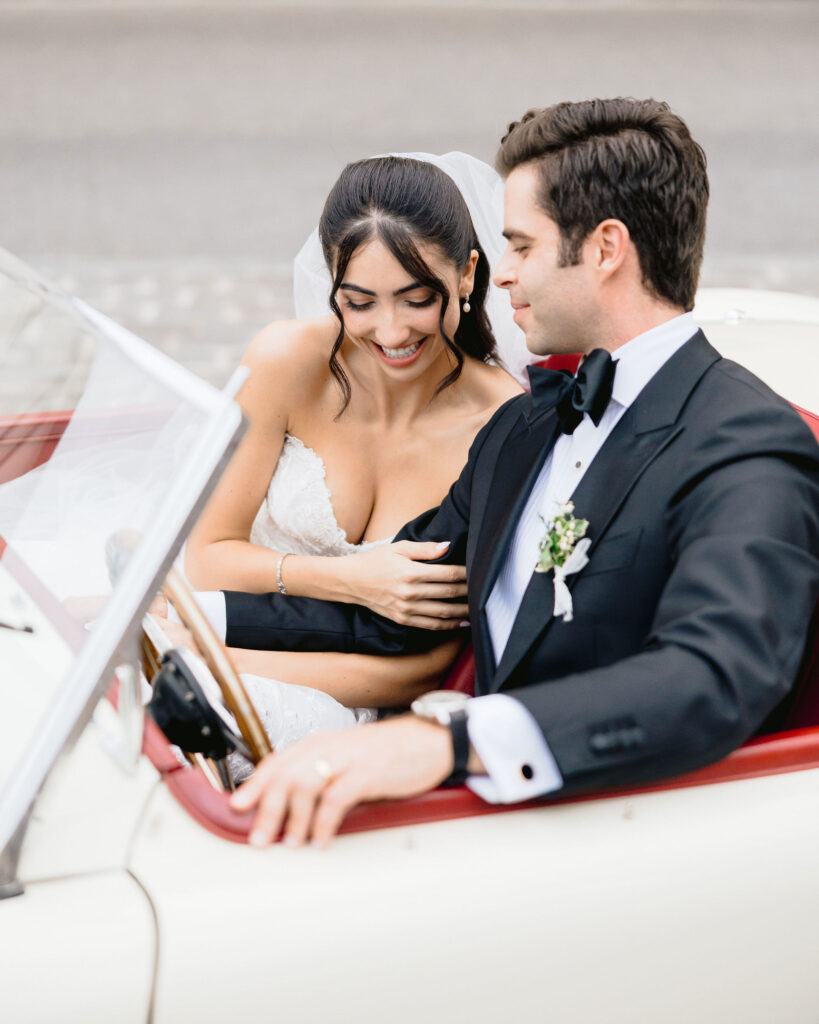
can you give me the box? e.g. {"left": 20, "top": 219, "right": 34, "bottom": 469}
{"left": 229, "top": 716, "right": 453, "bottom": 848}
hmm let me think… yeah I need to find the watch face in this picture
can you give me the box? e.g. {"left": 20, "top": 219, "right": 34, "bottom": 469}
{"left": 411, "top": 690, "right": 470, "bottom": 725}
{"left": 419, "top": 691, "right": 469, "bottom": 707}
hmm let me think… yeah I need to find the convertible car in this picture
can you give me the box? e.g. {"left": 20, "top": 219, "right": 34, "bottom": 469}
{"left": 1, "top": 249, "right": 818, "bottom": 1023}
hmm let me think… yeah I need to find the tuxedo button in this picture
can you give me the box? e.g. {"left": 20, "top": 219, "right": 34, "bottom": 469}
{"left": 589, "top": 727, "right": 646, "bottom": 754}
{"left": 619, "top": 726, "right": 646, "bottom": 749}
{"left": 575, "top": 461, "right": 582, "bottom": 469}
{"left": 520, "top": 763, "right": 534, "bottom": 780}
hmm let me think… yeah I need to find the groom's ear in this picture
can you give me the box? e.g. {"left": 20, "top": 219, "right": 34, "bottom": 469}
{"left": 588, "top": 219, "right": 630, "bottom": 279}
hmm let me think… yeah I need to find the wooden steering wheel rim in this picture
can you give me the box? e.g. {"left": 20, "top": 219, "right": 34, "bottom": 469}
{"left": 159, "top": 567, "right": 272, "bottom": 764}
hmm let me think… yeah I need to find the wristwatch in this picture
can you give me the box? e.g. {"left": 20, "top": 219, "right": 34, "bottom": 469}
{"left": 410, "top": 690, "right": 471, "bottom": 785}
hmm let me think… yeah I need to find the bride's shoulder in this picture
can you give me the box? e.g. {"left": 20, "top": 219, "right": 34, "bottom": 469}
{"left": 467, "top": 360, "right": 525, "bottom": 412}
{"left": 233, "top": 316, "right": 338, "bottom": 424}
{"left": 440, "top": 360, "right": 523, "bottom": 437}
{"left": 240, "top": 315, "right": 337, "bottom": 387}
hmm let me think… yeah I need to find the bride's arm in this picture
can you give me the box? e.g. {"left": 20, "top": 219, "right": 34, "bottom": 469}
{"left": 229, "top": 638, "right": 465, "bottom": 708}
{"left": 278, "top": 542, "right": 469, "bottom": 630}
{"left": 184, "top": 322, "right": 307, "bottom": 593}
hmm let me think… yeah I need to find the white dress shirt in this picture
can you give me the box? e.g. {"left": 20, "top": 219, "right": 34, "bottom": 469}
{"left": 469, "top": 313, "right": 697, "bottom": 803}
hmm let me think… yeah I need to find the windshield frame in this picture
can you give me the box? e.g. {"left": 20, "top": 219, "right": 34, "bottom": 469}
{"left": 0, "top": 249, "right": 245, "bottom": 895}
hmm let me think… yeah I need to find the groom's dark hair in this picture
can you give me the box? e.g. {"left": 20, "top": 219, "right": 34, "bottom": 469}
{"left": 496, "top": 98, "right": 709, "bottom": 310}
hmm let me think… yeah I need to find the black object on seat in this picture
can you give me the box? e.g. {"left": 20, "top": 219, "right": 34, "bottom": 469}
{"left": 148, "top": 648, "right": 238, "bottom": 760}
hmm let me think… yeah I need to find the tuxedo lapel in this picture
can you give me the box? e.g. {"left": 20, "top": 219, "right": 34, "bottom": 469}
{"left": 490, "top": 330, "right": 720, "bottom": 692}
{"left": 472, "top": 408, "right": 562, "bottom": 610}
{"left": 467, "top": 407, "right": 562, "bottom": 688}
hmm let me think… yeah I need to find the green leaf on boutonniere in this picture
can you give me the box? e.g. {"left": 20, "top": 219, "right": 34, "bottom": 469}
{"left": 535, "top": 501, "right": 589, "bottom": 574}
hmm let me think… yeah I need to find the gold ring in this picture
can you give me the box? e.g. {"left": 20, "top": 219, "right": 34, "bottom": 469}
{"left": 313, "top": 758, "right": 335, "bottom": 784}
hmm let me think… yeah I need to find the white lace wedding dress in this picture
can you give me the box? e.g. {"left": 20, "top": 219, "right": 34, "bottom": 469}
{"left": 229, "top": 434, "right": 390, "bottom": 778}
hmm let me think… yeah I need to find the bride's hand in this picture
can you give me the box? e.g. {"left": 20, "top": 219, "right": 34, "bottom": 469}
{"left": 339, "top": 541, "right": 468, "bottom": 630}
{"left": 151, "top": 616, "right": 198, "bottom": 652}
{"left": 144, "top": 596, "right": 197, "bottom": 650}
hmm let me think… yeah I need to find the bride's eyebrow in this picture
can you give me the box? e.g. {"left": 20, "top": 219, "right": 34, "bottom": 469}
{"left": 339, "top": 283, "right": 375, "bottom": 295}
{"left": 339, "top": 282, "right": 427, "bottom": 296}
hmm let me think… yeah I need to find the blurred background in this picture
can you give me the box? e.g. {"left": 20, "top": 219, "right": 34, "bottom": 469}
{"left": 1, "top": 0, "right": 817, "bottom": 386}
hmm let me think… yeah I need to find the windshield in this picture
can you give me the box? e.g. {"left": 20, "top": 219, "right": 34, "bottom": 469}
{"left": 0, "top": 249, "right": 242, "bottom": 855}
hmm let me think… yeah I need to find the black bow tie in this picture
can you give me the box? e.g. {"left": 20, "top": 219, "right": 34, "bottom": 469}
{"left": 527, "top": 349, "right": 616, "bottom": 434}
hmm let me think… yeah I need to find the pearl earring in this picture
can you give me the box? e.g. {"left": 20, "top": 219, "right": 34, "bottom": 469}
{"left": 462, "top": 293, "right": 471, "bottom": 313}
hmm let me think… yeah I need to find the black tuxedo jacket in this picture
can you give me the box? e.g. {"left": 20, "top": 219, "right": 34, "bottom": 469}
{"left": 225, "top": 332, "right": 819, "bottom": 795}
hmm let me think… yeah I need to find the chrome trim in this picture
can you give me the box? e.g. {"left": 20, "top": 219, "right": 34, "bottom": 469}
{"left": 0, "top": 812, "right": 30, "bottom": 900}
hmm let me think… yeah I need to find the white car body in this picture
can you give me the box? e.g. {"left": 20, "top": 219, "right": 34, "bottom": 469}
{"left": 1, "top": 255, "right": 818, "bottom": 1024}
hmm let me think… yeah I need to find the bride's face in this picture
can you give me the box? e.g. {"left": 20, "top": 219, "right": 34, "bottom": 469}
{"left": 337, "top": 238, "right": 477, "bottom": 380}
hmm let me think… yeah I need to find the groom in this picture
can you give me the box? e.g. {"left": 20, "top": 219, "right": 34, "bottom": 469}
{"left": 229, "top": 98, "right": 819, "bottom": 847}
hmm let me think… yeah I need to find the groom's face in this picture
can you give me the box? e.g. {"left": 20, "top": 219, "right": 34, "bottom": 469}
{"left": 495, "top": 163, "right": 598, "bottom": 356}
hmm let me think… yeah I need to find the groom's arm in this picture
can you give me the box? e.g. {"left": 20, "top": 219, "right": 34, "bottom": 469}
{"left": 223, "top": 398, "right": 519, "bottom": 654}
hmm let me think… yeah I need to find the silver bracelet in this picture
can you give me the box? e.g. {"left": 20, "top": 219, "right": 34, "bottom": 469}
{"left": 276, "top": 553, "right": 291, "bottom": 596}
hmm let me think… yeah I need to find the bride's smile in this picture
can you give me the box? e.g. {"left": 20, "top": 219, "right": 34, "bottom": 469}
{"left": 373, "top": 338, "right": 427, "bottom": 365}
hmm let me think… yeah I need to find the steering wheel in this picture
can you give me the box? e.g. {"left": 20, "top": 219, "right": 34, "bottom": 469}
{"left": 146, "top": 567, "right": 272, "bottom": 766}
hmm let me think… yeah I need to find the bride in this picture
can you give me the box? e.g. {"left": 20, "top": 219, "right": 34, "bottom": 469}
{"left": 175, "top": 153, "right": 527, "bottom": 756}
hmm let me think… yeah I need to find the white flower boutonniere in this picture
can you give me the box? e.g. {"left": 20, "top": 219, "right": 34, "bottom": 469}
{"left": 535, "top": 501, "right": 591, "bottom": 623}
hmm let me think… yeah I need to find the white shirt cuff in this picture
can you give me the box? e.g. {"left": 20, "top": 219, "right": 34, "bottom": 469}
{"left": 167, "top": 590, "right": 227, "bottom": 643}
{"left": 465, "top": 693, "right": 563, "bottom": 803}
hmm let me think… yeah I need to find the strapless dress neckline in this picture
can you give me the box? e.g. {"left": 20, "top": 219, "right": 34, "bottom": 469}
{"left": 249, "top": 433, "right": 393, "bottom": 557}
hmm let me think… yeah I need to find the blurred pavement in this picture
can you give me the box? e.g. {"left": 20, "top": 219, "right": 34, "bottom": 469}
{"left": 1, "top": 0, "right": 817, "bottom": 385}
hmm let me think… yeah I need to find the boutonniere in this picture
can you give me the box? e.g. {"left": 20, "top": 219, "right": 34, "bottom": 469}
{"left": 535, "top": 501, "right": 591, "bottom": 623}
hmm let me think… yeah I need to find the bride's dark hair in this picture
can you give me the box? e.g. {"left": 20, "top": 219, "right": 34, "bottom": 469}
{"left": 318, "top": 156, "right": 499, "bottom": 414}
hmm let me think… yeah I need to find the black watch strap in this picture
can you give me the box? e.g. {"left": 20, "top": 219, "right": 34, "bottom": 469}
{"left": 443, "top": 708, "right": 470, "bottom": 786}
